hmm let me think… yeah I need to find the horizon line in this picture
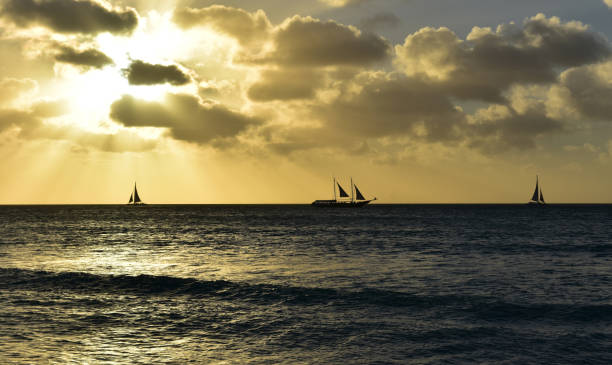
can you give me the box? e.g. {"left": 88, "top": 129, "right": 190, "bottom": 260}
{"left": 1, "top": 203, "right": 612, "bottom": 206}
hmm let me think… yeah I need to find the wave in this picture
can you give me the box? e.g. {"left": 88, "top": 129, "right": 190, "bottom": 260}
{"left": 2, "top": 268, "right": 611, "bottom": 323}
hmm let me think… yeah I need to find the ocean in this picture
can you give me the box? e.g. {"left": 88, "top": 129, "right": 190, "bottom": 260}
{"left": 1, "top": 204, "right": 611, "bottom": 364}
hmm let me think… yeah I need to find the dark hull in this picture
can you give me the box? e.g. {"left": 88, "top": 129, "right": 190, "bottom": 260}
{"left": 311, "top": 200, "right": 373, "bottom": 207}
{"left": 527, "top": 201, "right": 546, "bottom": 206}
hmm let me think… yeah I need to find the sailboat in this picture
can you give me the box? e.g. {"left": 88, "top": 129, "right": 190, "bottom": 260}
{"left": 312, "top": 177, "right": 377, "bottom": 207}
{"left": 528, "top": 175, "right": 546, "bottom": 205}
{"left": 127, "top": 182, "right": 146, "bottom": 205}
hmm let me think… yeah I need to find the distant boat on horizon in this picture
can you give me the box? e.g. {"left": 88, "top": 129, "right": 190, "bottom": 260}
{"left": 528, "top": 175, "right": 546, "bottom": 205}
{"left": 312, "top": 177, "right": 376, "bottom": 207}
{"left": 127, "top": 182, "right": 146, "bottom": 205}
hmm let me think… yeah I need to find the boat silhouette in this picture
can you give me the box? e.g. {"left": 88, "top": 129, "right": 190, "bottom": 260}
{"left": 527, "top": 175, "right": 546, "bottom": 205}
{"left": 127, "top": 182, "right": 146, "bottom": 205}
{"left": 312, "top": 177, "right": 376, "bottom": 207}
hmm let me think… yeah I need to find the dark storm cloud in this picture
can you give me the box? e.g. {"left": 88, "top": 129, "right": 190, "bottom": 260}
{"left": 244, "top": 16, "right": 391, "bottom": 67}
{"left": 247, "top": 69, "right": 325, "bottom": 101}
{"left": 124, "top": 60, "right": 191, "bottom": 86}
{"left": 55, "top": 46, "right": 114, "bottom": 68}
{"left": 395, "top": 14, "right": 611, "bottom": 102}
{"left": 109, "top": 93, "right": 262, "bottom": 144}
{"left": 173, "top": 5, "right": 270, "bottom": 45}
{"left": 1, "top": 0, "right": 138, "bottom": 35}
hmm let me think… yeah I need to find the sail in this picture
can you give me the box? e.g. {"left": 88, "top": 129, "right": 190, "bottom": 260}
{"left": 133, "top": 185, "right": 142, "bottom": 203}
{"left": 539, "top": 189, "right": 545, "bottom": 204}
{"left": 354, "top": 185, "right": 365, "bottom": 201}
{"left": 128, "top": 193, "right": 133, "bottom": 204}
{"left": 337, "top": 183, "right": 349, "bottom": 198}
{"left": 531, "top": 180, "right": 539, "bottom": 202}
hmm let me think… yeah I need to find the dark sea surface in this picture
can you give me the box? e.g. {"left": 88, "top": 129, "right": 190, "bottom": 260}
{"left": 1, "top": 204, "right": 611, "bottom": 364}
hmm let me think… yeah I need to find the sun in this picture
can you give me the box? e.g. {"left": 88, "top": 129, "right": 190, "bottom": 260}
{"left": 46, "top": 10, "right": 235, "bottom": 135}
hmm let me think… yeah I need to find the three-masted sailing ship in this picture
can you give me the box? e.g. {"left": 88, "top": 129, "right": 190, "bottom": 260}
{"left": 127, "top": 182, "right": 146, "bottom": 205}
{"left": 312, "top": 177, "right": 376, "bottom": 207}
{"left": 528, "top": 175, "right": 546, "bottom": 205}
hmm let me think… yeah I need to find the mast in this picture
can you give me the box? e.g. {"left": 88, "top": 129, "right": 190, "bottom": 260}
{"left": 531, "top": 175, "right": 539, "bottom": 203}
{"left": 350, "top": 177, "right": 354, "bottom": 203}
{"left": 333, "top": 176, "right": 337, "bottom": 201}
{"left": 355, "top": 185, "right": 365, "bottom": 201}
{"left": 133, "top": 182, "right": 141, "bottom": 203}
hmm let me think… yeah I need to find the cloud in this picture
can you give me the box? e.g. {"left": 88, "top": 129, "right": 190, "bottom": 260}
{"left": 0, "top": 99, "right": 67, "bottom": 133}
{"left": 123, "top": 60, "right": 191, "bottom": 86}
{"left": 359, "top": 13, "right": 401, "bottom": 31}
{"left": 29, "top": 99, "right": 69, "bottom": 118}
{"left": 232, "top": 13, "right": 605, "bottom": 157}
{"left": 109, "top": 93, "right": 262, "bottom": 144}
{"left": 198, "top": 80, "right": 236, "bottom": 98}
{"left": 557, "top": 61, "right": 612, "bottom": 121}
{"left": 0, "top": 98, "right": 157, "bottom": 152}
{"left": 55, "top": 45, "right": 114, "bottom": 69}
{"left": 563, "top": 143, "right": 598, "bottom": 153}
{"left": 173, "top": 5, "right": 270, "bottom": 45}
{"left": 258, "top": 72, "right": 466, "bottom": 153}
{"left": 0, "top": 78, "right": 38, "bottom": 106}
{"left": 245, "top": 16, "right": 390, "bottom": 67}
{"left": 466, "top": 104, "right": 563, "bottom": 153}
{"left": 257, "top": 70, "right": 569, "bottom": 156}
{"left": 247, "top": 69, "right": 325, "bottom": 101}
{"left": 0, "top": 109, "right": 40, "bottom": 133}
{"left": 314, "top": 73, "right": 465, "bottom": 141}
{"left": 394, "top": 14, "right": 611, "bottom": 102}
{"left": 1, "top": 0, "right": 138, "bottom": 35}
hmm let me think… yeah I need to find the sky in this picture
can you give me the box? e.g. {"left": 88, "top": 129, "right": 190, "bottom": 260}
{"left": 1, "top": 0, "right": 612, "bottom": 203}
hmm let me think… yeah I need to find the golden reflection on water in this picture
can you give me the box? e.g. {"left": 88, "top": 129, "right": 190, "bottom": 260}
{"left": 1, "top": 239, "right": 355, "bottom": 286}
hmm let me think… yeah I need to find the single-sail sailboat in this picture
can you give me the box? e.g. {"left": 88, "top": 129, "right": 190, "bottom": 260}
{"left": 312, "top": 177, "right": 376, "bottom": 207}
{"left": 528, "top": 175, "right": 546, "bottom": 205}
{"left": 127, "top": 182, "right": 146, "bottom": 205}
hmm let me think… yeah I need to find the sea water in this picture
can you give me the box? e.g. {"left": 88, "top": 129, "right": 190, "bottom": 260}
{"left": 1, "top": 204, "right": 611, "bottom": 364}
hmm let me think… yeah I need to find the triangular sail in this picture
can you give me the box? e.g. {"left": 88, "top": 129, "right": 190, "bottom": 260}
{"left": 133, "top": 184, "right": 141, "bottom": 203}
{"left": 531, "top": 179, "right": 539, "bottom": 202}
{"left": 539, "top": 189, "right": 545, "bottom": 204}
{"left": 337, "top": 183, "right": 349, "bottom": 198}
{"left": 128, "top": 193, "right": 133, "bottom": 204}
{"left": 355, "top": 185, "right": 365, "bottom": 201}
